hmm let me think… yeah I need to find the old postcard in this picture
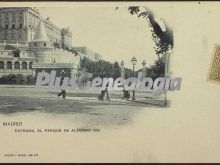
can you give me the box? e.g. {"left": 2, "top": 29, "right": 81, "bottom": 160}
{"left": 0, "top": 1, "right": 220, "bottom": 163}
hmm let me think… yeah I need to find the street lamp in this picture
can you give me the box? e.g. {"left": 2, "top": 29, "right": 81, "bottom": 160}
{"left": 142, "top": 60, "right": 146, "bottom": 71}
{"left": 120, "top": 60, "right": 125, "bottom": 78}
{"left": 120, "top": 61, "right": 124, "bottom": 68}
{"left": 131, "top": 57, "right": 137, "bottom": 100}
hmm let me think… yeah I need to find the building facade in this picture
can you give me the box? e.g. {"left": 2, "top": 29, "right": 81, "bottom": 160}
{"left": 0, "top": 7, "right": 72, "bottom": 48}
{"left": 0, "top": 7, "right": 101, "bottom": 78}
{"left": 0, "top": 42, "right": 35, "bottom": 76}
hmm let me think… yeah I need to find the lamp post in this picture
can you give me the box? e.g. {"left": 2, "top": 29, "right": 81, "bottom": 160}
{"left": 131, "top": 57, "right": 137, "bottom": 100}
{"left": 142, "top": 59, "right": 147, "bottom": 79}
{"left": 120, "top": 61, "right": 125, "bottom": 78}
{"left": 120, "top": 61, "right": 124, "bottom": 68}
{"left": 142, "top": 60, "right": 146, "bottom": 70}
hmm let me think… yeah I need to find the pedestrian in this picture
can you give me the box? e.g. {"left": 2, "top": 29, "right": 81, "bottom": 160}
{"left": 122, "top": 86, "right": 130, "bottom": 100}
{"left": 98, "top": 90, "right": 105, "bottom": 101}
{"left": 98, "top": 81, "right": 110, "bottom": 101}
{"left": 105, "top": 81, "right": 110, "bottom": 101}
{"left": 57, "top": 77, "right": 66, "bottom": 99}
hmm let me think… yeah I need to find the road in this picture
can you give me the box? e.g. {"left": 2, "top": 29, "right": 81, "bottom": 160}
{"left": 0, "top": 85, "right": 165, "bottom": 128}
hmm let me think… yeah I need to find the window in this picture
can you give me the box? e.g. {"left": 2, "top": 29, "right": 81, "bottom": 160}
{"left": 5, "top": 24, "right": 8, "bottom": 29}
{"left": 12, "top": 24, "right": 15, "bottom": 29}
{"left": 14, "top": 61, "right": 20, "bottom": 69}
{"left": 4, "top": 33, "right": 7, "bottom": 39}
{"left": 34, "top": 43, "right": 37, "bottom": 46}
{"left": 6, "top": 61, "right": 12, "bottom": 69}
{"left": 22, "top": 62, "right": 27, "bottom": 69}
{"left": 44, "top": 43, "right": 46, "bottom": 46}
{"left": 20, "top": 24, "right": 22, "bottom": 28}
{"left": 29, "top": 62, "right": 33, "bottom": 69}
{"left": 18, "top": 34, "right": 21, "bottom": 39}
{"left": 0, "top": 61, "right": 4, "bottom": 69}
{"left": 13, "top": 49, "right": 20, "bottom": 58}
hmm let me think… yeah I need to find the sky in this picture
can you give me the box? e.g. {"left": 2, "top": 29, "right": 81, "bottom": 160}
{"left": 39, "top": 6, "right": 162, "bottom": 70}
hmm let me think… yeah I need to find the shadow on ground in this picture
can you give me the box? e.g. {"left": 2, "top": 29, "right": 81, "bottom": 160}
{"left": 0, "top": 95, "right": 166, "bottom": 128}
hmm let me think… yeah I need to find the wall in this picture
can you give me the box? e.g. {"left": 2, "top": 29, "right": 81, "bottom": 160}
{"left": 53, "top": 48, "right": 80, "bottom": 64}
{"left": 0, "top": 8, "right": 72, "bottom": 48}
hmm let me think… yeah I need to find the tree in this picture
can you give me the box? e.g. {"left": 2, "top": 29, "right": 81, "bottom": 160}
{"left": 124, "top": 68, "right": 133, "bottom": 78}
{"left": 112, "top": 61, "right": 121, "bottom": 79}
{"left": 0, "top": 74, "right": 30, "bottom": 84}
{"left": 128, "top": 6, "right": 173, "bottom": 57}
{"left": 127, "top": 6, "right": 173, "bottom": 79}
{"left": 26, "top": 75, "right": 35, "bottom": 84}
{"left": 15, "top": 74, "right": 26, "bottom": 84}
{"left": 80, "top": 57, "right": 122, "bottom": 79}
{"left": 148, "top": 57, "right": 165, "bottom": 80}
{"left": 53, "top": 42, "right": 60, "bottom": 49}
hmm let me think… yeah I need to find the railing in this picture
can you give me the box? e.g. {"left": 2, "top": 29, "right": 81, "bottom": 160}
{"left": 0, "top": 40, "right": 29, "bottom": 46}
{"left": 0, "top": 69, "right": 33, "bottom": 73}
{"left": 32, "top": 63, "right": 77, "bottom": 69}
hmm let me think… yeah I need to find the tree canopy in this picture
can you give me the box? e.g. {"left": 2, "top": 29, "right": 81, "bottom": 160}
{"left": 81, "top": 57, "right": 122, "bottom": 79}
{"left": 128, "top": 6, "right": 173, "bottom": 57}
{"left": 80, "top": 57, "right": 164, "bottom": 80}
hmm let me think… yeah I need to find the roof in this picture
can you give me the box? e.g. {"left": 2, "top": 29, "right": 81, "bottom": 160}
{"left": 32, "top": 21, "right": 49, "bottom": 42}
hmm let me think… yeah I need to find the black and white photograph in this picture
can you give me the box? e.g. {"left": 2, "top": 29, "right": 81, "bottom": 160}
{"left": 0, "top": 2, "right": 220, "bottom": 163}
{"left": 0, "top": 6, "right": 177, "bottom": 128}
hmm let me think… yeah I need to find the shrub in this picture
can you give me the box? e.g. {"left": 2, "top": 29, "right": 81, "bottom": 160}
{"left": 15, "top": 74, "right": 26, "bottom": 84}
{"left": 0, "top": 74, "right": 35, "bottom": 85}
{"left": 26, "top": 75, "right": 35, "bottom": 84}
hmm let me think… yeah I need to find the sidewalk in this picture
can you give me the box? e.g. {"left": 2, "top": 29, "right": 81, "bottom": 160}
{"left": 0, "top": 84, "right": 166, "bottom": 106}
{"left": 0, "top": 84, "right": 35, "bottom": 88}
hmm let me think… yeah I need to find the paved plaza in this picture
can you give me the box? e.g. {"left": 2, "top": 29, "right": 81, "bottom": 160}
{"left": 0, "top": 85, "right": 165, "bottom": 128}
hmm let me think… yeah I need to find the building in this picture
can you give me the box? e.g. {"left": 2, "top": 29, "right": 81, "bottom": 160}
{"left": 73, "top": 46, "right": 102, "bottom": 61}
{"left": 0, "top": 7, "right": 72, "bottom": 47}
{"left": 0, "top": 20, "right": 79, "bottom": 78}
{"left": 0, "top": 7, "right": 102, "bottom": 78}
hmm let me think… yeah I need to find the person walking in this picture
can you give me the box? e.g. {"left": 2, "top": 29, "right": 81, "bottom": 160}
{"left": 98, "top": 81, "right": 110, "bottom": 101}
{"left": 105, "top": 81, "right": 110, "bottom": 101}
{"left": 122, "top": 85, "right": 130, "bottom": 100}
{"left": 57, "top": 77, "right": 66, "bottom": 99}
